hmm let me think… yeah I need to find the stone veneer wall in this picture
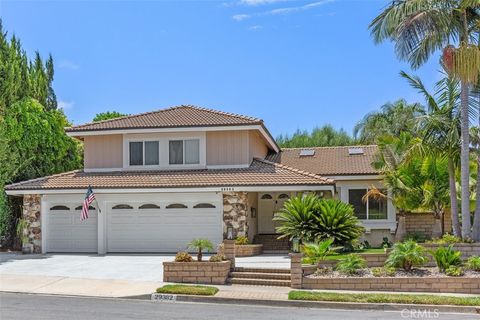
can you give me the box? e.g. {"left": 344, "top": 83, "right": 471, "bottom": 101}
{"left": 405, "top": 212, "right": 452, "bottom": 238}
{"left": 22, "top": 194, "right": 42, "bottom": 253}
{"left": 223, "top": 192, "right": 249, "bottom": 239}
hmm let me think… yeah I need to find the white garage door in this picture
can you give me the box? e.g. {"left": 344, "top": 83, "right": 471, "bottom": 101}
{"left": 47, "top": 204, "right": 98, "bottom": 253}
{"left": 107, "top": 193, "right": 223, "bottom": 253}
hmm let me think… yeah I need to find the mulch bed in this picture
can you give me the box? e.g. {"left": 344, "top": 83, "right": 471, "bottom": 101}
{"left": 307, "top": 267, "right": 480, "bottom": 278}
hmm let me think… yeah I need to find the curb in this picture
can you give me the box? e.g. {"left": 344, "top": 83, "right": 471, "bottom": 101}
{"left": 155, "top": 294, "right": 480, "bottom": 315}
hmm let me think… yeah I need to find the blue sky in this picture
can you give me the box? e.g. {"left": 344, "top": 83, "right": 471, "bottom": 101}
{"left": 1, "top": 0, "right": 441, "bottom": 138}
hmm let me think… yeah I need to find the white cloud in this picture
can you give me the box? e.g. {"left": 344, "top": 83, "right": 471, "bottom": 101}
{"left": 233, "top": 14, "right": 251, "bottom": 21}
{"left": 58, "top": 100, "right": 74, "bottom": 110}
{"left": 58, "top": 60, "right": 79, "bottom": 70}
{"left": 239, "top": 0, "right": 288, "bottom": 6}
{"left": 232, "top": 0, "right": 335, "bottom": 22}
{"left": 248, "top": 25, "right": 264, "bottom": 30}
{"left": 268, "top": 0, "right": 335, "bottom": 15}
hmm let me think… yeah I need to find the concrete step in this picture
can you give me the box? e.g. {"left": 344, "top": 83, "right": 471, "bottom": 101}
{"left": 227, "top": 277, "right": 291, "bottom": 287}
{"left": 230, "top": 272, "right": 291, "bottom": 280}
{"left": 233, "top": 267, "right": 290, "bottom": 274}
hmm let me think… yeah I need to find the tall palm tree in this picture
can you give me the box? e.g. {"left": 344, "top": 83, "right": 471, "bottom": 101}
{"left": 401, "top": 70, "right": 462, "bottom": 236}
{"left": 369, "top": 0, "right": 480, "bottom": 239}
{"left": 353, "top": 99, "right": 425, "bottom": 144}
{"left": 471, "top": 126, "right": 480, "bottom": 240}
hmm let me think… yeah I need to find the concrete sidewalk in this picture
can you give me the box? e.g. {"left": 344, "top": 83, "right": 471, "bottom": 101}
{"left": 1, "top": 273, "right": 478, "bottom": 300}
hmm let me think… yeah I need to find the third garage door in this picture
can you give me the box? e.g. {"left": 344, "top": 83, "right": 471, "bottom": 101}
{"left": 106, "top": 193, "right": 223, "bottom": 252}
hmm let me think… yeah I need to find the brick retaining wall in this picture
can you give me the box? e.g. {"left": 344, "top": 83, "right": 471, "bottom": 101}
{"left": 163, "top": 261, "right": 231, "bottom": 284}
{"left": 235, "top": 244, "right": 263, "bottom": 257}
{"left": 422, "top": 243, "right": 480, "bottom": 259}
{"left": 405, "top": 212, "right": 452, "bottom": 239}
{"left": 302, "top": 277, "right": 480, "bottom": 294}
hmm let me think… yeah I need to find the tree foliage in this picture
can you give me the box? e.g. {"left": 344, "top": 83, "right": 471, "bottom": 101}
{"left": 0, "top": 21, "right": 82, "bottom": 247}
{"left": 277, "top": 125, "right": 354, "bottom": 148}
{"left": 93, "top": 111, "right": 127, "bottom": 122}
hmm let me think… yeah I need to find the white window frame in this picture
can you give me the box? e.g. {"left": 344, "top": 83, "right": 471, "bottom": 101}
{"left": 168, "top": 138, "right": 200, "bottom": 166}
{"left": 347, "top": 187, "right": 388, "bottom": 221}
{"left": 128, "top": 140, "right": 160, "bottom": 168}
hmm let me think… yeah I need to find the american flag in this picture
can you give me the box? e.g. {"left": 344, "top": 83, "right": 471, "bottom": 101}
{"left": 81, "top": 186, "right": 95, "bottom": 221}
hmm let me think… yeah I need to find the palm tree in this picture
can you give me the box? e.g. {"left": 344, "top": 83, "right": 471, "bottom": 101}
{"left": 353, "top": 99, "right": 424, "bottom": 144}
{"left": 471, "top": 126, "right": 480, "bottom": 240}
{"left": 401, "top": 70, "right": 462, "bottom": 236}
{"left": 187, "top": 239, "right": 214, "bottom": 262}
{"left": 370, "top": 0, "right": 480, "bottom": 239}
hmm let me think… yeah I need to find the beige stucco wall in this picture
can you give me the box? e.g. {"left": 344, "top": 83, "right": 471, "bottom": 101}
{"left": 249, "top": 130, "right": 268, "bottom": 160}
{"left": 84, "top": 135, "right": 123, "bottom": 169}
{"left": 206, "top": 130, "right": 250, "bottom": 166}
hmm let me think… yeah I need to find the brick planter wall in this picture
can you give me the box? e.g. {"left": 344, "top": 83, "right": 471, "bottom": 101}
{"left": 302, "top": 277, "right": 480, "bottom": 294}
{"left": 235, "top": 244, "right": 263, "bottom": 257}
{"left": 163, "top": 261, "right": 231, "bottom": 284}
{"left": 405, "top": 212, "right": 452, "bottom": 238}
{"left": 422, "top": 243, "right": 480, "bottom": 259}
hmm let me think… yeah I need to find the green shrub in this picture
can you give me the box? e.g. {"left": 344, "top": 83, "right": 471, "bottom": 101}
{"left": 445, "top": 266, "right": 464, "bottom": 277}
{"left": 405, "top": 232, "right": 429, "bottom": 243}
{"left": 274, "top": 195, "right": 364, "bottom": 245}
{"left": 301, "top": 238, "right": 337, "bottom": 265}
{"left": 314, "top": 266, "right": 333, "bottom": 276}
{"left": 386, "top": 240, "right": 428, "bottom": 271}
{"left": 466, "top": 256, "right": 480, "bottom": 271}
{"left": 209, "top": 254, "right": 226, "bottom": 262}
{"left": 429, "top": 245, "right": 462, "bottom": 272}
{"left": 175, "top": 251, "right": 193, "bottom": 262}
{"left": 235, "top": 236, "right": 249, "bottom": 245}
{"left": 335, "top": 254, "right": 366, "bottom": 275}
{"left": 371, "top": 266, "right": 396, "bottom": 277}
{"left": 428, "top": 233, "right": 462, "bottom": 245}
{"left": 188, "top": 239, "right": 214, "bottom": 262}
{"left": 381, "top": 237, "right": 392, "bottom": 249}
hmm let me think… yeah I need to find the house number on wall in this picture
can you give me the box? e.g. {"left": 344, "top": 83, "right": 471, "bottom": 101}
{"left": 221, "top": 187, "right": 235, "bottom": 192}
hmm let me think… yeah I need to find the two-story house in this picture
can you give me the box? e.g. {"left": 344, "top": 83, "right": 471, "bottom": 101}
{"left": 5, "top": 106, "right": 396, "bottom": 254}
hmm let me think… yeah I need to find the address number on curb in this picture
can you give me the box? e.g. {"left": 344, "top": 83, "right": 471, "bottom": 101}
{"left": 151, "top": 293, "right": 177, "bottom": 302}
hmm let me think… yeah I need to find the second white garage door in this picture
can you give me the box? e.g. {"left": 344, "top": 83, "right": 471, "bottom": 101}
{"left": 106, "top": 193, "right": 223, "bottom": 253}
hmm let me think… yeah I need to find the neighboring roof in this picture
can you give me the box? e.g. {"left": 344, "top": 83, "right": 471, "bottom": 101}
{"left": 66, "top": 105, "right": 262, "bottom": 132}
{"left": 5, "top": 159, "right": 334, "bottom": 192}
{"left": 267, "top": 145, "right": 379, "bottom": 176}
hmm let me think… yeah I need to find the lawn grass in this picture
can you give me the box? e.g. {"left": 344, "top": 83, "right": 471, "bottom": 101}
{"left": 288, "top": 291, "right": 480, "bottom": 306}
{"left": 156, "top": 284, "right": 219, "bottom": 296}
{"left": 322, "top": 248, "right": 386, "bottom": 261}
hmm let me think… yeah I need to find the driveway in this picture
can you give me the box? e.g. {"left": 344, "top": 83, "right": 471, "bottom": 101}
{"left": 0, "top": 253, "right": 290, "bottom": 282}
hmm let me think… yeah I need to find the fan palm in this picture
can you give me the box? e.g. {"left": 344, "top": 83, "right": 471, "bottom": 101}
{"left": 370, "top": 0, "right": 480, "bottom": 239}
{"left": 353, "top": 99, "right": 425, "bottom": 143}
{"left": 187, "top": 239, "right": 214, "bottom": 262}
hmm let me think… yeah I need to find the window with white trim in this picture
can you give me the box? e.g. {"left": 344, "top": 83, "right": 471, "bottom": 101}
{"left": 348, "top": 188, "right": 387, "bottom": 220}
{"left": 169, "top": 139, "right": 200, "bottom": 165}
{"left": 129, "top": 141, "right": 159, "bottom": 166}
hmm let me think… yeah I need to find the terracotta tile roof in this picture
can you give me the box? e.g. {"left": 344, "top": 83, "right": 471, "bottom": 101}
{"left": 267, "top": 145, "right": 379, "bottom": 176}
{"left": 66, "top": 105, "right": 263, "bottom": 132}
{"left": 5, "top": 159, "right": 334, "bottom": 191}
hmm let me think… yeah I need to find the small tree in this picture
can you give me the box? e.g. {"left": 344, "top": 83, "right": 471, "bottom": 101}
{"left": 188, "top": 239, "right": 214, "bottom": 262}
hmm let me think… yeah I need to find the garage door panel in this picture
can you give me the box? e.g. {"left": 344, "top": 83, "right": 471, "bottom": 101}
{"left": 47, "top": 208, "right": 97, "bottom": 253}
{"left": 107, "top": 194, "right": 222, "bottom": 253}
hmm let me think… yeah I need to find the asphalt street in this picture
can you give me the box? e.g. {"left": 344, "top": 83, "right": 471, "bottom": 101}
{"left": 0, "top": 292, "right": 477, "bottom": 320}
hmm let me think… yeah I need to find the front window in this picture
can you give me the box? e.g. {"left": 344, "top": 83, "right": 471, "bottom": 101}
{"left": 169, "top": 139, "right": 200, "bottom": 165}
{"left": 129, "top": 141, "right": 159, "bottom": 166}
{"left": 348, "top": 188, "right": 387, "bottom": 220}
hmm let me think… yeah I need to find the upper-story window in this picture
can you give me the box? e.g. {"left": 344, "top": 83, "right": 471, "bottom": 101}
{"left": 348, "top": 188, "right": 387, "bottom": 220}
{"left": 129, "top": 141, "right": 159, "bottom": 166}
{"left": 169, "top": 139, "right": 200, "bottom": 165}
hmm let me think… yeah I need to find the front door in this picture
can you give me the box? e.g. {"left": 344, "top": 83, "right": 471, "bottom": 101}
{"left": 258, "top": 192, "right": 291, "bottom": 234}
